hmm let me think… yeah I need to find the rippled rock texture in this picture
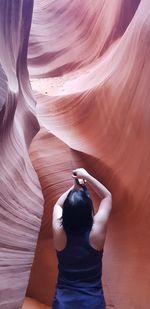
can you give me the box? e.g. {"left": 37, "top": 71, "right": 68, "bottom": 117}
{"left": 1, "top": 0, "right": 150, "bottom": 308}
{"left": 0, "top": 1, "right": 43, "bottom": 308}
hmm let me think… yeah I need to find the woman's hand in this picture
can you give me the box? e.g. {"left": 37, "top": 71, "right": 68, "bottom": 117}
{"left": 72, "top": 168, "right": 89, "bottom": 180}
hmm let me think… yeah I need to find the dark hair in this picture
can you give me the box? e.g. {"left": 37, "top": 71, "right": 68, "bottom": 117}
{"left": 61, "top": 187, "right": 94, "bottom": 234}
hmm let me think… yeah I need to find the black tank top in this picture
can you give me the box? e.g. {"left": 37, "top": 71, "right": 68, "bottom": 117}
{"left": 56, "top": 230, "right": 103, "bottom": 290}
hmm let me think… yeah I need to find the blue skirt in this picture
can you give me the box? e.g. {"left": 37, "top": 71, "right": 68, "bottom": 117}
{"left": 52, "top": 287, "right": 105, "bottom": 309}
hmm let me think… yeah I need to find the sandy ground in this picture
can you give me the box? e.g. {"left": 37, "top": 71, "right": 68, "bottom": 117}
{"left": 22, "top": 297, "right": 51, "bottom": 309}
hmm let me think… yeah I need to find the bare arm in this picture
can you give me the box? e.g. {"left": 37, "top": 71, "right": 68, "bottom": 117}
{"left": 52, "top": 185, "right": 74, "bottom": 230}
{"left": 85, "top": 173, "right": 112, "bottom": 225}
{"left": 55, "top": 185, "right": 74, "bottom": 208}
{"left": 72, "top": 168, "right": 111, "bottom": 199}
{"left": 72, "top": 168, "right": 112, "bottom": 248}
{"left": 86, "top": 173, "right": 111, "bottom": 199}
{"left": 52, "top": 179, "right": 87, "bottom": 250}
{"left": 52, "top": 185, "right": 75, "bottom": 250}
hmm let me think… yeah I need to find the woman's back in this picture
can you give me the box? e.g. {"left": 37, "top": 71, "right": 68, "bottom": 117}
{"left": 52, "top": 168, "right": 112, "bottom": 309}
{"left": 52, "top": 230, "right": 105, "bottom": 309}
{"left": 57, "top": 230, "right": 103, "bottom": 288}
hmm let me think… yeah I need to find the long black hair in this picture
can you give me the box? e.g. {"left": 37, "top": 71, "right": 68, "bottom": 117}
{"left": 61, "top": 185, "right": 94, "bottom": 234}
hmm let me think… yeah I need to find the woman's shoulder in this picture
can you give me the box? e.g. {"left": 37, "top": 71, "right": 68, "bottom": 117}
{"left": 89, "top": 227, "right": 105, "bottom": 251}
{"left": 53, "top": 227, "right": 67, "bottom": 252}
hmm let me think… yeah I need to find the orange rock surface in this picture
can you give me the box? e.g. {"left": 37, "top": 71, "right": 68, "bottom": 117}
{"left": 1, "top": 1, "right": 150, "bottom": 309}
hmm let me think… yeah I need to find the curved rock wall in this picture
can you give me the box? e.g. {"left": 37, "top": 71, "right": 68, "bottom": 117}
{"left": 28, "top": 0, "right": 141, "bottom": 77}
{"left": 29, "top": 1, "right": 150, "bottom": 308}
{"left": 1, "top": 0, "right": 150, "bottom": 309}
{"left": 0, "top": 1, "right": 43, "bottom": 308}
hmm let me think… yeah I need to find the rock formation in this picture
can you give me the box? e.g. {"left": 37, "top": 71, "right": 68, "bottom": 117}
{"left": 0, "top": 0, "right": 150, "bottom": 308}
{"left": 0, "top": 1, "right": 43, "bottom": 308}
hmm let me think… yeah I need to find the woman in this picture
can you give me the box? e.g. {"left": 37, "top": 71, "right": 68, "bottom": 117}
{"left": 52, "top": 168, "right": 112, "bottom": 309}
